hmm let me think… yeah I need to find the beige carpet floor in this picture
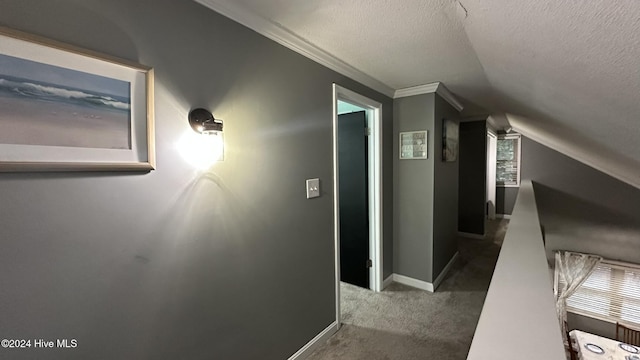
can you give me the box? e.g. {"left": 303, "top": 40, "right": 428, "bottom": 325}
{"left": 306, "top": 219, "right": 509, "bottom": 360}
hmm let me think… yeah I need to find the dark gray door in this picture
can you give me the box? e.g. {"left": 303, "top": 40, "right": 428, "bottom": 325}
{"left": 338, "top": 111, "right": 369, "bottom": 289}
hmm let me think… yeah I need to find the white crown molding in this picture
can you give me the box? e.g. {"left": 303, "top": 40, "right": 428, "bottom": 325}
{"left": 435, "top": 83, "right": 465, "bottom": 112}
{"left": 486, "top": 115, "right": 500, "bottom": 131}
{"left": 394, "top": 83, "right": 440, "bottom": 98}
{"left": 394, "top": 82, "right": 464, "bottom": 112}
{"left": 195, "top": 0, "right": 395, "bottom": 98}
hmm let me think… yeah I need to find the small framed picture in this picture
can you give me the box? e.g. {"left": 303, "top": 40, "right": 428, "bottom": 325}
{"left": 399, "top": 130, "right": 428, "bottom": 159}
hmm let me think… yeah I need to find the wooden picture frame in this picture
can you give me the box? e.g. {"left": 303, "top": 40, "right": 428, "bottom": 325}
{"left": 0, "top": 26, "right": 155, "bottom": 172}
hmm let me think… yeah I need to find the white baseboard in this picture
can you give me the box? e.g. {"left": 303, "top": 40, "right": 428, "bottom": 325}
{"left": 432, "top": 252, "right": 459, "bottom": 291}
{"left": 496, "top": 214, "right": 512, "bottom": 219}
{"left": 382, "top": 274, "right": 394, "bottom": 289}
{"left": 288, "top": 321, "right": 338, "bottom": 360}
{"left": 457, "top": 231, "right": 486, "bottom": 240}
{"left": 388, "top": 252, "right": 460, "bottom": 293}
{"left": 392, "top": 273, "right": 434, "bottom": 292}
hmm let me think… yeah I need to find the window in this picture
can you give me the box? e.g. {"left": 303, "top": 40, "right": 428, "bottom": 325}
{"left": 496, "top": 134, "right": 521, "bottom": 187}
{"left": 556, "top": 261, "right": 640, "bottom": 325}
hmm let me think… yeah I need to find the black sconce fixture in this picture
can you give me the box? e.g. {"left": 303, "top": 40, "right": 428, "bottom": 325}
{"left": 188, "top": 108, "right": 223, "bottom": 134}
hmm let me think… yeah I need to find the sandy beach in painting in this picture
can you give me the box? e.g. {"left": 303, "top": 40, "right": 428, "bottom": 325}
{"left": 0, "top": 53, "right": 131, "bottom": 150}
{"left": 0, "top": 94, "right": 130, "bottom": 149}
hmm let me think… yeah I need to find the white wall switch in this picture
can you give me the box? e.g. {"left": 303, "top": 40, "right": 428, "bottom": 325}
{"left": 306, "top": 178, "right": 320, "bottom": 199}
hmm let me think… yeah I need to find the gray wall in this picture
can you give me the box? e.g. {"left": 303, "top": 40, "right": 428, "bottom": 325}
{"left": 0, "top": 1, "right": 394, "bottom": 359}
{"left": 393, "top": 93, "right": 460, "bottom": 283}
{"left": 499, "top": 135, "right": 640, "bottom": 261}
{"left": 567, "top": 312, "right": 617, "bottom": 340}
{"left": 458, "top": 120, "right": 486, "bottom": 235}
{"left": 520, "top": 137, "right": 640, "bottom": 339}
{"left": 496, "top": 186, "right": 518, "bottom": 215}
{"left": 520, "top": 137, "right": 640, "bottom": 264}
{"left": 432, "top": 96, "right": 460, "bottom": 279}
{"left": 393, "top": 93, "right": 435, "bottom": 282}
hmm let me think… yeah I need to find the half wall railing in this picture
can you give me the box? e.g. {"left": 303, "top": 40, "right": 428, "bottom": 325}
{"left": 467, "top": 180, "right": 565, "bottom": 360}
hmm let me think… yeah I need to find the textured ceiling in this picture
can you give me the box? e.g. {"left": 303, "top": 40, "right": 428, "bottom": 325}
{"left": 197, "top": 0, "right": 640, "bottom": 188}
{"left": 462, "top": 0, "right": 640, "bottom": 187}
{"left": 269, "top": 0, "right": 487, "bottom": 89}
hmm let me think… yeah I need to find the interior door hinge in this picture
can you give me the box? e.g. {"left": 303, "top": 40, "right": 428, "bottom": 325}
{"left": 366, "top": 259, "right": 373, "bottom": 268}
{"left": 365, "top": 128, "right": 371, "bottom": 136}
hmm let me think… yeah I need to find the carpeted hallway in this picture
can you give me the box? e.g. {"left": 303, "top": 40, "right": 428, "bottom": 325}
{"left": 306, "top": 219, "right": 508, "bottom": 360}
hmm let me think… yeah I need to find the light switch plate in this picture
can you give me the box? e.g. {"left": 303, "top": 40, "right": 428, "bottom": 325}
{"left": 306, "top": 178, "right": 320, "bottom": 199}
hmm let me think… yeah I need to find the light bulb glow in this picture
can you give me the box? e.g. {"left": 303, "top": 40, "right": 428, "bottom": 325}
{"left": 177, "top": 131, "right": 224, "bottom": 169}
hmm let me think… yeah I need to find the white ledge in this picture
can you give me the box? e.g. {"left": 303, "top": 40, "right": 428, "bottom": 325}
{"left": 467, "top": 180, "right": 565, "bottom": 360}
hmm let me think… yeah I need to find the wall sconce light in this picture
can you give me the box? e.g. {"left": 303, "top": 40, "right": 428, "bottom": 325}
{"left": 178, "top": 108, "right": 224, "bottom": 169}
{"left": 189, "top": 108, "right": 223, "bottom": 134}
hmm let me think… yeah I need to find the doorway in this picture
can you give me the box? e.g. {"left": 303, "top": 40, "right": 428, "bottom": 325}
{"left": 332, "top": 84, "right": 383, "bottom": 328}
{"left": 338, "top": 109, "right": 369, "bottom": 289}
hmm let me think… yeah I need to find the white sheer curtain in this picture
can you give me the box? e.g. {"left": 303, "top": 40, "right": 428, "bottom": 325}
{"left": 555, "top": 251, "right": 602, "bottom": 340}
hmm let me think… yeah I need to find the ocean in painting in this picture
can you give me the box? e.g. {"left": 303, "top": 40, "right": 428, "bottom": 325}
{"left": 0, "top": 74, "right": 130, "bottom": 112}
{"left": 0, "top": 53, "right": 132, "bottom": 150}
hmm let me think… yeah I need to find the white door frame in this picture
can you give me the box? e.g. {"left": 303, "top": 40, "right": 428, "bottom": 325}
{"left": 486, "top": 128, "right": 497, "bottom": 221}
{"left": 332, "top": 84, "right": 383, "bottom": 328}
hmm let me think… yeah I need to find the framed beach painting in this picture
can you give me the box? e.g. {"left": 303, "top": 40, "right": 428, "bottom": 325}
{"left": 0, "top": 26, "right": 155, "bottom": 172}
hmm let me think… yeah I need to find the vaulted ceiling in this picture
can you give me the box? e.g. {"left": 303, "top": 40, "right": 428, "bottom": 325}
{"left": 196, "top": 0, "right": 640, "bottom": 189}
